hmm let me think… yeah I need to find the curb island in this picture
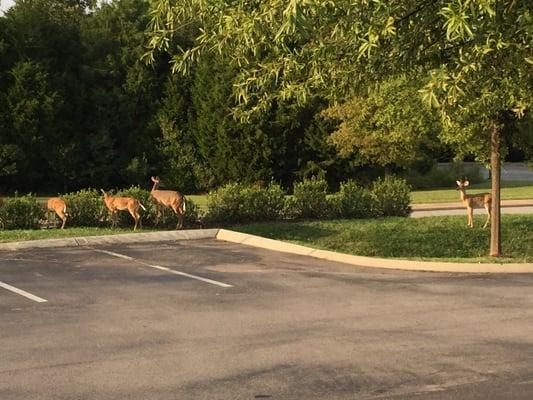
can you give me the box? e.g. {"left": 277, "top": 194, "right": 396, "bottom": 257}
{"left": 2, "top": 228, "right": 532, "bottom": 274}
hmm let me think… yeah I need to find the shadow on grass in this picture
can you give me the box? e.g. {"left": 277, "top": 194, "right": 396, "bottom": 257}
{"left": 234, "top": 221, "right": 338, "bottom": 242}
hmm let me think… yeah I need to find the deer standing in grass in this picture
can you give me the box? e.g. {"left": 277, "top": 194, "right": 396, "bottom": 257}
{"left": 456, "top": 179, "right": 492, "bottom": 228}
{"left": 100, "top": 189, "right": 146, "bottom": 230}
{"left": 46, "top": 197, "right": 68, "bottom": 229}
{"left": 150, "top": 176, "right": 186, "bottom": 229}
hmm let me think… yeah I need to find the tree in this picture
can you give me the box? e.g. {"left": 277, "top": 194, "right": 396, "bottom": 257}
{"left": 145, "top": 0, "right": 533, "bottom": 257}
{"left": 323, "top": 76, "right": 442, "bottom": 170}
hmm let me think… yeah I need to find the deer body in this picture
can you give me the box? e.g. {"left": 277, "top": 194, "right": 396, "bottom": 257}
{"left": 456, "top": 180, "right": 491, "bottom": 228}
{"left": 46, "top": 197, "right": 68, "bottom": 229}
{"left": 150, "top": 177, "right": 186, "bottom": 229}
{"left": 101, "top": 189, "right": 145, "bottom": 230}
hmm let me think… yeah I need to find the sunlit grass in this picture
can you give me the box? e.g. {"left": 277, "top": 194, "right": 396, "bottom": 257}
{"left": 233, "top": 215, "right": 533, "bottom": 263}
{"left": 0, "top": 227, "right": 156, "bottom": 243}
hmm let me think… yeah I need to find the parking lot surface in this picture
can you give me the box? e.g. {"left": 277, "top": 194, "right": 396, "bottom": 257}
{"left": 2, "top": 239, "right": 533, "bottom": 399}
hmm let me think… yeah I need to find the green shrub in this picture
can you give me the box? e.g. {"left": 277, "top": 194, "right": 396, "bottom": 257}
{"left": 205, "top": 183, "right": 245, "bottom": 224}
{"left": 292, "top": 177, "right": 331, "bottom": 219}
{"left": 63, "top": 189, "right": 104, "bottom": 227}
{"left": 371, "top": 176, "right": 412, "bottom": 217}
{"left": 0, "top": 194, "right": 44, "bottom": 229}
{"left": 330, "top": 180, "right": 375, "bottom": 218}
{"left": 205, "top": 182, "right": 285, "bottom": 224}
{"left": 240, "top": 183, "right": 286, "bottom": 221}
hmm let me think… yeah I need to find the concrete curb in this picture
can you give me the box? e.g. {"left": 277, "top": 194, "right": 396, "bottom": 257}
{"left": 216, "top": 229, "right": 533, "bottom": 274}
{"left": 2, "top": 228, "right": 532, "bottom": 274}
{"left": 0, "top": 229, "right": 219, "bottom": 251}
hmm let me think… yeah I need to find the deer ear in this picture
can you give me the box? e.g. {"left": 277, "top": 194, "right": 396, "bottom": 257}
{"left": 100, "top": 189, "right": 105, "bottom": 194}
{"left": 464, "top": 180, "right": 470, "bottom": 186}
{"left": 456, "top": 180, "right": 461, "bottom": 186}
{"left": 151, "top": 176, "right": 156, "bottom": 182}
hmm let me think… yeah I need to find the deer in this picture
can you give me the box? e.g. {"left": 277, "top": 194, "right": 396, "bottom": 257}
{"left": 456, "top": 179, "right": 492, "bottom": 228}
{"left": 46, "top": 197, "right": 68, "bottom": 229}
{"left": 150, "top": 176, "right": 187, "bottom": 229}
{"left": 100, "top": 189, "right": 146, "bottom": 230}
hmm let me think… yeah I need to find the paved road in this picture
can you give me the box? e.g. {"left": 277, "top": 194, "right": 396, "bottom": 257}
{"left": 2, "top": 240, "right": 533, "bottom": 399}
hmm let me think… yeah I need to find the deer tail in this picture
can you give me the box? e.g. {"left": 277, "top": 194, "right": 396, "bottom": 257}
{"left": 182, "top": 196, "right": 187, "bottom": 213}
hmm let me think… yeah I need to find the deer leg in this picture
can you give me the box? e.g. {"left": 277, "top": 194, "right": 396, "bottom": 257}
{"left": 154, "top": 203, "right": 161, "bottom": 225}
{"left": 131, "top": 206, "right": 141, "bottom": 231}
{"left": 111, "top": 211, "right": 118, "bottom": 228}
{"left": 58, "top": 211, "right": 67, "bottom": 229}
{"left": 483, "top": 204, "right": 491, "bottom": 229}
{"left": 177, "top": 211, "right": 184, "bottom": 230}
{"left": 171, "top": 204, "right": 184, "bottom": 230}
{"left": 468, "top": 207, "right": 474, "bottom": 228}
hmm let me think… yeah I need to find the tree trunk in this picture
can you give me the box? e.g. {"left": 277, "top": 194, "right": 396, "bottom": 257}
{"left": 490, "top": 121, "right": 501, "bottom": 257}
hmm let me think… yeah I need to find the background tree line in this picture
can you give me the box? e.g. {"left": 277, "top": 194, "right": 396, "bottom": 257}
{"left": 0, "top": 0, "right": 531, "bottom": 197}
{"left": 0, "top": 0, "right": 354, "bottom": 194}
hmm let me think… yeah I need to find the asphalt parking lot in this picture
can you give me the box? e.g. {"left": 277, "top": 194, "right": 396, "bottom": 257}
{"left": 2, "top": 239, "right": 533, "bottom": 400}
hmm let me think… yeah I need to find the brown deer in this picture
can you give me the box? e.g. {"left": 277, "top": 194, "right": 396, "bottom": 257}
{"left": 150, "top": 176, "right": 186, "bottom": 229}
{"left": 456, "top": 179, "right": 491, "bottom": 228}
{"left": 46, "top": 197, "right": 68, "bottom": 229}
{"left": 100, "top": 189, "right": 146, "bottom": 230}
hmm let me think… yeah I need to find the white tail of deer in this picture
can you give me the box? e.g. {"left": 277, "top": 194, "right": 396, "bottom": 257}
{"left": 100, "top": 189, "right": 146, "bottom": 230}
{"left": 456, "top": 179, "right": 491, "bottom": 228}
{"left": 150, "top": 176, "right": 186, "bottom": 229}
{"left": 46, "top": 197, "right": 68, "bottom": 229}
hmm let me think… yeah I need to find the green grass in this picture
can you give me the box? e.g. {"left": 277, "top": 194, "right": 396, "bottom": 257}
{"left": 411, "top": 181, "right": 533, "bottom": 204}
{"left": 186, "top": 194, "right": 208, "bottom": 210}
{"left": 0, "top": 227, "right": 156, "bottom": 243}
{"left": 233, "top": 215, "right": 533, "bottom": 263}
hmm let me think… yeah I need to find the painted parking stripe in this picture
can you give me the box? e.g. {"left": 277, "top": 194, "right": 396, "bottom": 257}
{"left": 93, "top": 249, "right": 233, "bottom": 288}
{"left": 0, "top": 281, "right": 48, "bottom": 303}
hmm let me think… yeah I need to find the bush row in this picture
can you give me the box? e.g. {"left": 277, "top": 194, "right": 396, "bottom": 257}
{"left": 0, "top": 176, "right": 411, "bottom": 229}
{"left": 206, "top": 176, "right": 411, "bottom": 223}
{"left": 0, "top": 189, "right": 200, "bottom": 230}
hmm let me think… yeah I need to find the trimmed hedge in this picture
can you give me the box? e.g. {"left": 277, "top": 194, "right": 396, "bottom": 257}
{"left": 371, "top": 176, "right": 412, "bottom": 217}
{"left": 204, "top": 176, "right": 411, "bottom": 225}
{"left": 206, "top": 182, "right": 285, "bottom": 224}
{"left": 0, "top": 194, "right": 44, "bottom": 229}
{"left": 292, "top": 177, "right": 330, "bottom": 219}
{"left": 62, "top": 189, "right": 104, "bottom": 227}
{"left": 329, "top": 180, "right": 376, "bottom": 219}
{"left": 0, "top": 176, "right": 411, "bottom": 229}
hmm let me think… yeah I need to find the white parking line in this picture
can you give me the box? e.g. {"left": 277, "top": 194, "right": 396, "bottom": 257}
{"left": 0, "top": 281, "right": 48, "bottom": 303}
{"left": 92, "top": 249, "right": 233, "bottom": 288}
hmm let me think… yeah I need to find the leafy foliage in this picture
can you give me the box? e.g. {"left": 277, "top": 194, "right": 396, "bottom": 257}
{"left": 371, "top": 176, "right": 411, "bottom": 217}
{"left": 206, "top": 182, "right": 285, "bottom": 224}
{"left": 62, "top": 189, "right": 105, "bottom": 227}
{"left": 292, "top": 176, "right": 330, "bottom": 219}
{"left": 0, "top": 194, "right": 44, "bottom": 229}
{"left": 329, "top": 180, "right": 375, "bottom": 219}
{"left": 323, "top": 77, "right": 442, "bottom": 168}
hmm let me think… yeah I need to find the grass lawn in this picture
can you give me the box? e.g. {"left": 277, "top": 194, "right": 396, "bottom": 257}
{"left": 411, "top": 180, "right": 533, "bottom": 204}
{"left": 233, "top": 215, "right": 533, "bottom": 263}
{"left": 0, "top": 227, "right": 156, "bottom": 243}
